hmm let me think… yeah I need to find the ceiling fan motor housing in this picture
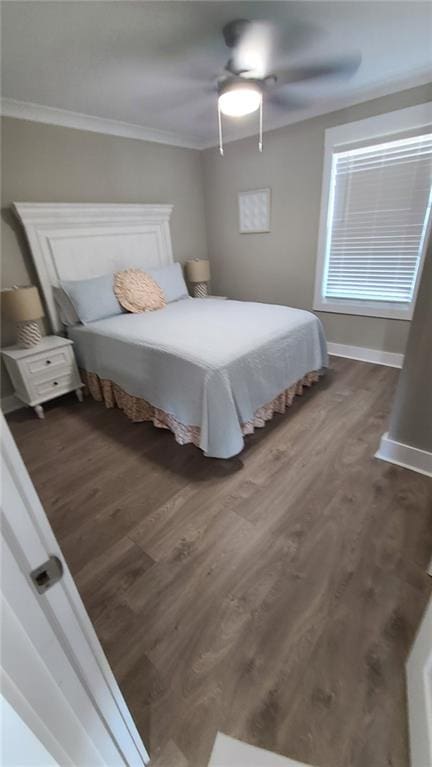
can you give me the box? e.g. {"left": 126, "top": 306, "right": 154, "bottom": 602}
{"left": 217, "top": 77, "right": 263, "bottom": 98}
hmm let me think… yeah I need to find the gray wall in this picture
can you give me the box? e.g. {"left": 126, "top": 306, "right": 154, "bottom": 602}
{"left": 202, "top": 83, "right": 432, "bottom": 354}
{"left": 1, "top": 117, "right": 207, "bottom": 395}
{"left": 388, "top": 238, "right": 432, "bottom": 453}
{"left": 2, "top": 83, "right": 431, "bottom": 402}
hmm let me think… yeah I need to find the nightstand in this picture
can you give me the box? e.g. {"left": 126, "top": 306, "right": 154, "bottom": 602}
{"left": 2, "top": 336, "right": 83, "bottom": 419}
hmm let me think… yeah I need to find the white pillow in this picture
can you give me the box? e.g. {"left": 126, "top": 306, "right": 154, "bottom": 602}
{"left": 60, "top": 274, "right": 123, "bottom": 324}
{"left": 147, "top": 263, "right": 189, "bottom": 303}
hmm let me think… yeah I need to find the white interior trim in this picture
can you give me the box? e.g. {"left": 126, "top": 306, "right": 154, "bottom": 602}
{"left": 2, "top": 72, "right": 431, "bottom": 151}
{"left": 1, "top": 98, "right": 202, "bottom": 150}
{"left": 375, "top": 432, "right": 432, "bottom": 478}
{"left": 209, "top": 733, "right": 313, "bottom": 766}
{"left": 320, "top": 101, "right": 432, "bottom": 149}
{"left": 316, "top": 298, "right": 414, "bottom": 322}
{"left": 313, "top": 102, "right": 432, "bottom": 321}
{"left": 327, "top": 342, "right": 404, "bottom": 368}
{"left": 13, "top": 202, "right": 174, "bottom": 333}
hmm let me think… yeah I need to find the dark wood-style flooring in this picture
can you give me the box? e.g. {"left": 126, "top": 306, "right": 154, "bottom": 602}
{"left": 7, "top": 357, "right": 432, "bottom": 767}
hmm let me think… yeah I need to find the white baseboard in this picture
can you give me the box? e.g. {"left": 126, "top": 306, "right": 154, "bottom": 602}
{"left": 1, "top": 395, "right": 24, "bottom": 414}
{"left": 327, "top": 342, "right": 404, "bottom": 368}
{"left": 375, "top": 432, "right": 432, "bottom": 478}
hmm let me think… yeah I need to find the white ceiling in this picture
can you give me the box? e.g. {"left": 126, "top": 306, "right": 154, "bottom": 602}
{"left": 2, "top": 1, "right": 432, "bottom": 148}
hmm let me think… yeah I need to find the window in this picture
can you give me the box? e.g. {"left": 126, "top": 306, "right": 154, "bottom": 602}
{"left": 314, "top": 105, "right": 432, "bottom": 320}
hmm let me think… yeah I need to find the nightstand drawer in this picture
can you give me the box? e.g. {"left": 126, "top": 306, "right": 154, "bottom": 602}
{"left": 21, "top": 346, "right": 73, "bottom": 377}
{"left": 31, "top": 370, "right": 77, "bottom": 400}
{"left": 29, "top": 361, "right": 77, "bottom": 386}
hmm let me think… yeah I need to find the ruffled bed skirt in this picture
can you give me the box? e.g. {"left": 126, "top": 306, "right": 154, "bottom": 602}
{"left": 80, "top": 368, "right": 320, "bottom": 452}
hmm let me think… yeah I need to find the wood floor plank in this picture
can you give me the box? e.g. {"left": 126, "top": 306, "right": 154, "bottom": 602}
{"left": 149, "top": 739, "right": 189, "bottom": 767}
{"left": 7, "top": 357, "right": 432, "bottom": 767}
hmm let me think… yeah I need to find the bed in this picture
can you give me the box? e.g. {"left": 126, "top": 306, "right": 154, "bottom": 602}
{"left": 14, "top": 202, "right": 328, "bottom": 458}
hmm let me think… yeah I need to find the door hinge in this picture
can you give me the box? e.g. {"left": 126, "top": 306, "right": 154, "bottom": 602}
{"left": 30, "top": 555, "right": 63, "bottom": 594}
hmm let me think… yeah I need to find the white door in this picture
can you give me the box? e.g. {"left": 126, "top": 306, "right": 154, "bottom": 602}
{"left": 1, "top": 414, "right": 150, "bottom": 766}
{"left": 1, "top": 693, "right": 60, "bottom": 767}
{"left": 407, "top": 598, "right": 432, "bottom": 767}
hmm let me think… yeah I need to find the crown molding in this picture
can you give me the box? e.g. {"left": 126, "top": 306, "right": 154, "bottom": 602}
{"left": 2, "top": 69, "right": 431, "bottom": 152}
{"left": 0, "top": 98, "right": 203, "bottom": 150}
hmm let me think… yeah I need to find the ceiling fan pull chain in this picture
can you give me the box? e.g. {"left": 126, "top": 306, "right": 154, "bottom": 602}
{"left": 258, "top": 98, "right": 263, "bottom": 152}
{"left": 218, "top": 101, "right": 224, "bottom": 156}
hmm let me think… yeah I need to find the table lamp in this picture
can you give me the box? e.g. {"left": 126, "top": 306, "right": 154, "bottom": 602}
{"left": 185, "top": 259, "right": 210, "bottom": 297}
{"left": 2, "top": 286, "right": 45, "bottom": 348}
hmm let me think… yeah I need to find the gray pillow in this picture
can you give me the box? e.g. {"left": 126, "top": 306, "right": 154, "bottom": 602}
{"left": 147, "top": 262, "right": 189, "bottom": 303}
{"left": 53, "top": 286, "right": 80, "bottom": 326}
{"left": 61, "top": 274, "right": 123, "bottom": 324}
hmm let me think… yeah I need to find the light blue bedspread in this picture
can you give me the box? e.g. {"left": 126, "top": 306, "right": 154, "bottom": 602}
{"left": 69, "top": 298, "right": 328, "bottom": 458}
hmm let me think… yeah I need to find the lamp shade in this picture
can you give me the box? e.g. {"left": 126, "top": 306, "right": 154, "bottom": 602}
{"left": 185, "top": 259, "right": 210, "bottom": 283}
{"left": 2, "top": 286, "right": 44, "bottom": 322}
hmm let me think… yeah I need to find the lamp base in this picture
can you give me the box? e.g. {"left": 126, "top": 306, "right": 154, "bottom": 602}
{"left": 193, "top": 282, "right": 208, "bottom": 298}
{"left": 17, "top": 320, "right": 42, "bottom": 348}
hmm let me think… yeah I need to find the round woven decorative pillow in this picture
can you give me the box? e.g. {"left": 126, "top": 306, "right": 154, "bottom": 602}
{"left": 114, "top": 268, "right": 166, "bottom": 313}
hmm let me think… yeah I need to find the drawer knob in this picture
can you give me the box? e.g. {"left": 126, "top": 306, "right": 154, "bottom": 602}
{"left": 46, "top": 359, "right": 52, "bottom": 365}
{"left": 53, "top": 381, "right": 58, "bottom": 386}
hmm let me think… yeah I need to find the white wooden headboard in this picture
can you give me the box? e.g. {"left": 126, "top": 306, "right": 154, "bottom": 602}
{"left": 13, "top": 203, "right": 174, "bottom": 333}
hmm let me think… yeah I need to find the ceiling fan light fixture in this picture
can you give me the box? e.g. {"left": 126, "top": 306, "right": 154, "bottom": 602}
{"left": 218, "top": 82, "right": 262, "bottom": 117}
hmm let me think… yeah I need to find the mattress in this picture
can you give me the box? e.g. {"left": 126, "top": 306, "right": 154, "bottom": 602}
{"left": 69, "top": 297, "right": 328, "bottom": 458}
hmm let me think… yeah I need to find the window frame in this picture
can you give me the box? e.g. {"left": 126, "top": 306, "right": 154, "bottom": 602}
{"left": 313, "top": 102, "right": 432, "bottom": 321}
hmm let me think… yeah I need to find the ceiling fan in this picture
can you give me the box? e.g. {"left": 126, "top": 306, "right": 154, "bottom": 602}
{"left": 214, "top": 18, "right": 361, "bottom": 154}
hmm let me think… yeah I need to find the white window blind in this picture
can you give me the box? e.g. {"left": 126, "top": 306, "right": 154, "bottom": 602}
{"left": 323, "top": 132, "right": 432, "bottom": 304}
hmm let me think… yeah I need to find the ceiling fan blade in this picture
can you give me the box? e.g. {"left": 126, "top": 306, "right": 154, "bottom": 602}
{"left": 223, "top": 16, "right": 323, "bottom": 75}
{"left": 222, "top": 18, "right": 250, "bottom": 49}
{"left": 267, "top": 91, "right": 310, "bottom": 111}
{"left": 224, "top": 19, "right": 275, "bottom": 78}
{"left": 276, "top": 52, "right": 362, "bottom": 85}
